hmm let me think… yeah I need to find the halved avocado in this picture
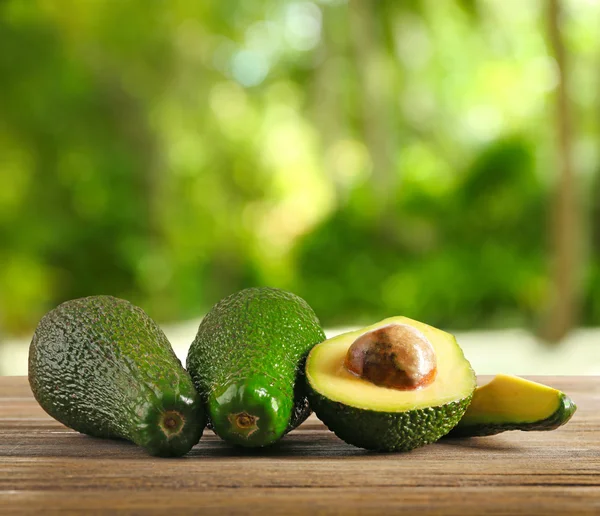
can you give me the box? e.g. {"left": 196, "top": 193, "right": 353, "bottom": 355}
{"left": 305, "top": 316, "right": 476, "bottom": 452}
{"left": 448, "top": 374, "right": 577, "bottom": 437}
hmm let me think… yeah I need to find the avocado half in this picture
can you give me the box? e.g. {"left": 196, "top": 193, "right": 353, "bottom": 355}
{"left": 305, "top": 316, "right": 476, "bottom": 452}
{"left": 448, "top": 374, "right": 577, "bottom": 437}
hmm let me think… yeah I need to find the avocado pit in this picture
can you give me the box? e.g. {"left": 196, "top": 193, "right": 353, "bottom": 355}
{"left": 344, "top": 323, "right": 437, "bottom": 390}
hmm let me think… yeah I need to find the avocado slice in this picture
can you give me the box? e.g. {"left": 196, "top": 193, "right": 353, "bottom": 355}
{"left": 186, "top": 287, "right": 326, "bottom": 448}
{"left": 305, "top": 316, "right": 476, "bottom": 452}
{"left": 448, "top": 374, "right": 577, "bottom": 437}
{"left": 29, "top": 296, "right": 205, "bottom": 457}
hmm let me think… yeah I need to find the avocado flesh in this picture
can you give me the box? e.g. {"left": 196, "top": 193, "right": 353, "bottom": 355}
{"left": 186, "top": 287, "right": 325, "bottom": 448}
{"left": 306, "top": 316, "right": 476, "bottom": 452}
{"left": 29, "top": 296, "right": 205, "bottom": 457}
{"left": 448, "top": 374, "right": 577, "bottom": 437}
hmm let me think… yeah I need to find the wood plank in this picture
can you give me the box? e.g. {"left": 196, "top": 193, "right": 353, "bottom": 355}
{"left": 1, "top": 488, "right": 599, "bottom": 516}
{"left": 0, "top": 376, "right": 598, "bottom": 515}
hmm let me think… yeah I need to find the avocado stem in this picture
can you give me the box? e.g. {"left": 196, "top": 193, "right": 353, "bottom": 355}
{"left": 159, "top": 411, "right": 185, "bottom": 438}
{"left": 229, "top": 411, "right": 260, "bottom": 436}
{"left": 236, "top": 413, "right": 255, "bottom": 428}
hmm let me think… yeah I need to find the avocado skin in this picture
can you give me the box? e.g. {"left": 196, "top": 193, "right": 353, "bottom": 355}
{"left": 447, "top": 393, "right": 577, "bottom": 437}
{"left": 308, "top": 389, "right": 472, "bottom": 452}
{"left": 187, "top": 287, "right": 325, "bottom": 447}
{"left": 29, "top": 296, "right": 205, "bottom": 457}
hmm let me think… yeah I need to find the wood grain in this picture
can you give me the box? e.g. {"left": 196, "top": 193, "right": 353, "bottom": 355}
{"left": 0, "top": 376, "right": 598, "bottom": 515}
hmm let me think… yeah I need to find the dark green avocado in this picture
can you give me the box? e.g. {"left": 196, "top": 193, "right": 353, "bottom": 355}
{"left": 305, "top": 316, "right": 476, "bottom": 452}
{"left": 29, "top": 296, "right": 205, "bottom": 457}
{"left": 186, "top": 287, "right": 325, "bottom": 448}
{"left": 308, "top": 390, "right": 471, "bottom": 452}
{"left": 448, "top": 374, "right": 577, "bottom": 437}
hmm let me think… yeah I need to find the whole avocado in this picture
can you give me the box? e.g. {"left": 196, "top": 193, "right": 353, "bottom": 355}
{"left": 187, "top": 287, "right": 325, "bottom": 447}
{"left": 29, "top": 296, "right": 205, "bottom": 457}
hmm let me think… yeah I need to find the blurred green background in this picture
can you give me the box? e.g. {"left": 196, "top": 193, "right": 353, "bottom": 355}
{"left": 1, "top": 0, "right": 600, "bottom": 353}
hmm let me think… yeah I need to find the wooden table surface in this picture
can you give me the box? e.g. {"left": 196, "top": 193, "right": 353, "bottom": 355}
{"left": 0, "top": 376, "right": 598, "bottom": 515}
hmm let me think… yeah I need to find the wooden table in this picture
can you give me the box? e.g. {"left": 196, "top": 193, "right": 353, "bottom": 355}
{"left": 0, "top": 376, "right": 598, "bottom": 515}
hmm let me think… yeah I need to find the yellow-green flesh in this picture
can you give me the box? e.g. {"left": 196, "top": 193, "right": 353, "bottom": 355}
{"left": 306, "top": 316, "right": 476, "bottom": 411}
{"left": 461, "top": 374, "right": 563, "bottom": 425}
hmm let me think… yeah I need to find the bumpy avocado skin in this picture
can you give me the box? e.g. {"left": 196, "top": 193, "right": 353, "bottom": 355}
{"left": 29, "top": 296, "right": 205, "bottom": 457}
{"left": 447, "top": 393, "right": 577, "bottom": 437}
{"left": 186, "top": 287, "right": 325, "bottom": 447}
{"left": 308, "top": 389, "right": 473, "bottom": 452}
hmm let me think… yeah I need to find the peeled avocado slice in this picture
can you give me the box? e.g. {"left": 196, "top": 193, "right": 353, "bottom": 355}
{"left": 449, "top": 374, "right": 577, "bottom": 437}
{"left": 306, "top": 316, "right": 476, "bottom": 451}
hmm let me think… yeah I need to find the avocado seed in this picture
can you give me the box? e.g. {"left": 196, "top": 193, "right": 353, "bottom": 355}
{"left": 344, "top": 323, "right": 437, "bottom": 390}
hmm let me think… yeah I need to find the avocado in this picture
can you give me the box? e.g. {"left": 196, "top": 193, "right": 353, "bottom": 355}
{"left": 305, "top": 316, "right": 476, "bottom": 451}
{"left": 448, "top": 374, "right": 576, "bottom": 437}
{"left": 29, "top": 296, "right": 205, "bottom": 457}
{"left": 186, "top": 287, "right": 325, "bottom": 447}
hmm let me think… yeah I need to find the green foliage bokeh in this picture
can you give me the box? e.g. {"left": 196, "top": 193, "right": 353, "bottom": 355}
{"left": 0, "top": 0, "right": 599, "bottom": 334}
